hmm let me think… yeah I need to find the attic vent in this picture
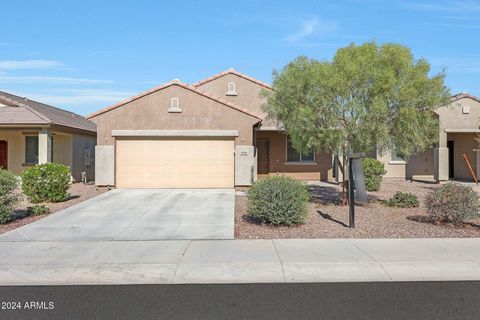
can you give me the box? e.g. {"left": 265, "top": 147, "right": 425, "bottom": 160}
{"left": 226, "top": 82, "right": 237, "bottom": 96}
{"left": 462, "top": 105, "right": 470, "bottom": 114}
{"left": 168, "top": 97, "right": 181, "bottom": 113}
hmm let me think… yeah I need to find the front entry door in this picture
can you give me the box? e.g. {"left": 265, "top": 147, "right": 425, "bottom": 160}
{"left": 448, "top": 140, "right": 454, "bottom": 178}
{"left": 257, "top": 139, "right": 269, "bottom": 174}
{"left": 0, "top": 141, "right": 7, "bottom": 170}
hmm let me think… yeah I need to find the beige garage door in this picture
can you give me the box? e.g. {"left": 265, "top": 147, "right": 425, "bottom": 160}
{"left": 115, "top": 138, "right": 234, "bottom": 188}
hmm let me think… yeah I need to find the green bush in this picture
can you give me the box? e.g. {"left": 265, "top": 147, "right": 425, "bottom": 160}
{"left": 425, "top": 182, "right": 480, "bottom": 224}
{"left": 385, "top": 191, "right": 419, "bottom": 208}
{"left": 27, "top": 204, "right": 51, "bottom": 216}
{"left": 363, "top": 157, "right": 386, "bottom": 192}
{"left": 0, "top": 170, "right": 20, "bottom": 224}
{"left": 247, "top": 176, "right": 310, "bottom": 226}
{"left": 21, "top": 163, "right": 70, "bottom": 203}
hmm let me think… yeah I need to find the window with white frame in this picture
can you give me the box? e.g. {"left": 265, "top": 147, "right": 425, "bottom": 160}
{"left": 25, "top": 136, "right": 39, "bottom": 164}
{"left": 169, "top": 97, "right": 181, "bottom": 112}
{"left": 226, "top": 82, "right": 237, "bottom": 95}
{"left": 286, "top": 136, "right": 315, "bottom": 163}
{"left": 390, "top": 150, "right": 406, "bottom": 163}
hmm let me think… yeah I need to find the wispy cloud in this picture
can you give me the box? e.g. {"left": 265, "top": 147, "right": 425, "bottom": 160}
{"left": 0, "top": 59, "right": 65, "bottom": 70}
{"left": 0, "top": 74, "right": 113, "bottom": 84}
{"left": 285, "top": 17, "right": 337, "bottom": 42}
{"left": 28, "top": 89, "right": 134, "bottom": 106}
{"left": 404, "top": 1, "right": 480, "bottom": 12}
{"left": 429, "top": 56, "right": 480, "bottom": 73}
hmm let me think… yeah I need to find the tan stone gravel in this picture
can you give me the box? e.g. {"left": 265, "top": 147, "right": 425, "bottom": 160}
{"left": 235, "top": 180, "right": 480, "bottom": 239}
{"left": 0, "top": 183, "right": 108, "bottom": 235}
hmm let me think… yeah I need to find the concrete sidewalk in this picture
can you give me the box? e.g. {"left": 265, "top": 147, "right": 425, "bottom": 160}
{"left": 0, "top": 238, "right": 479, "bottom": 285}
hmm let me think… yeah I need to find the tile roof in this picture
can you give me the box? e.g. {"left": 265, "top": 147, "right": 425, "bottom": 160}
{"left": 192, "top": 68, "right": 272, "bottom": 89}
{"left": 86, "top": 79, "right": 263, "bottom": 120}
{"left": 451, "top": 92, "right": 480, "bottom": 104}
{"left": 0, "top": 91, "right": 96, "bottom": 133}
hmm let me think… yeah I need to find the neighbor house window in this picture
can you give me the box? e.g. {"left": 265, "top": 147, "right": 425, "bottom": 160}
{"left": 226, "top": 82, "right": 237, "bottom": 95}
{"left": 390, "top": 150, "right": 406, "bottom": 163}
{"left": 169, "top": 97, "right": 181, "bottom": 112}
{"left": 286, "top": 136, "right": 315, "bottom": 163}
{"left": 25, "top": 136, "right": 39, "bottom": 164}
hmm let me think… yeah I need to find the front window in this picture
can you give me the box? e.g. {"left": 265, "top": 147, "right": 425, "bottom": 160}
{"left": 25, "top": 136, "right": 38, "bottom": 164}
{"left": 390, "top": 150, "right": 406, "bottom": 163}
{"left": 286, "top": 137, "right": 315, "bottom": 163}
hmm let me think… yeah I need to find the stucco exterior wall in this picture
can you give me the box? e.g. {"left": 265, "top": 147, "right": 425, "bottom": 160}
{"left": 0, "top": 130, "right": 26, "bottom": 175}
{"left": 406, "top": 149, "right": 434, "bottom": 179}
{"left": 196, "top": 73, "right": 268, "bottom": 116}
{"left": 72, "top": 134, "right": 96, "bottom": 181}
{"left": 53, "top": 133, "right": 73, "bottom": 169}
{"left": 256, "top": 131, "right": 333, "bottom": 181}
{"left": 90, "top": 84, "right": 259, "bottom": 147}
{"left": 377, "top": 151, "right": 406, "bottom": 179}
{"left": 448, "top": 133, "right": 477, "bottom": 181}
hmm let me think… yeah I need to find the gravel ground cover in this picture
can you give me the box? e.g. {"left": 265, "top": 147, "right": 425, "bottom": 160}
{"left": 0, "top": 183, "right": 107, "bottom": 235}
{"left": 235, "top": 180, "right": 480, "bottom": 239}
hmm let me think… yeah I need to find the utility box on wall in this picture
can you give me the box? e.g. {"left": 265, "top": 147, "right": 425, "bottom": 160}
{"left": 235, "top": 146, "right": 256, "bottom": 186}
{"left": 95, "top": 145, "right": 114, "bottom": 186}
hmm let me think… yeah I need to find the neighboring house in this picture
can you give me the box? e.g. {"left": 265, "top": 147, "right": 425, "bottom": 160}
{"left": 0, "top": 91, "right": 96, "bottom": 181}
{"left": 87, "top": 69, "right": 333, "bottom": 188}
{"left": 378, "top": 93, "right": 480, "bottom": 182}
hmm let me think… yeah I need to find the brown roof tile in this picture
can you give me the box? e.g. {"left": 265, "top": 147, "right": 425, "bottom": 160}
{"left": 192, "top": 68, "right": 272, "bottom": 89}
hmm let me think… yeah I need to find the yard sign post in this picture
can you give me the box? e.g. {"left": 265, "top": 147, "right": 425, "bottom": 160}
{"left": 348, "top": 152, "right": 367, "bottom": 228}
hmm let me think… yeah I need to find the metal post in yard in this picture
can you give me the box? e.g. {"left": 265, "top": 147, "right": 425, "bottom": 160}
{"left": 348, "top": 156, "right": 355, "bottom": 228}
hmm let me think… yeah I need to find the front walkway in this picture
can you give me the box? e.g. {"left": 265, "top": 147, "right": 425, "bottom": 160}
{"left": 0, "top": 238, "right": 479, "bottom": 285}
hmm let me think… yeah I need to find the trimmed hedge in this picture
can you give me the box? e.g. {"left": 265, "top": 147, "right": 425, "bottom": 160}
{"left": 0, "top": 170, "right": 20, "bottom": 224}
{"left": 247, "top": 176, "right": 310, "bottom": 226}
{"left": 425, "top": 182, "right": 480, "bottom": 224}
{"left": 363, "top": 157, "right": 386, "bottom": 192}
{"left": 384, "top": 191, "right": 419, "bottom": 208}
{"left": 21, "top": 163, "right": 70, "bottom": 203}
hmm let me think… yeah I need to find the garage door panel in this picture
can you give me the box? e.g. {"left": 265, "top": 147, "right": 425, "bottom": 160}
{"left": 116, "top": 139, "right": 234, "bottom": 188}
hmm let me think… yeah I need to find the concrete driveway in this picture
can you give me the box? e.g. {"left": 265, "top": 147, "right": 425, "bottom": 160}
{"left": 0, "top": 189, "right": 234, "bottom": 241}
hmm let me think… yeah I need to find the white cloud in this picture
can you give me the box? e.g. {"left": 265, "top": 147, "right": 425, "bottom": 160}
{"left": 0, "top": 74, "right": 113, "bottom": 84}
{"left": 25, "top": 89, "right": 135, "bottom": 106}
{"left": 285, "top": 18, "right": 337, "bottom": 42}
{"left": 405, "top": 1, "right": 480, "bottom": 12}
{"left": 0, "top": 59, "right": 65, "bottom": 70}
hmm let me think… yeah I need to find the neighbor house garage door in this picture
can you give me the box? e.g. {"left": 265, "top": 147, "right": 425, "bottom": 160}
{"left": 115, "top": 138, "right": 235, "bottom": 188}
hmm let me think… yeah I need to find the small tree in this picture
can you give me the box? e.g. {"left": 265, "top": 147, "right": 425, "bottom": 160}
{"left": 263, "top": 41, "right": 450, "bottom": 183}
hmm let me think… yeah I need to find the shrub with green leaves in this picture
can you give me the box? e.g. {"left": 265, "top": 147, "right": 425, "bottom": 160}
{"left": 363, "top": 157, "right": 386, "bottom": 192}
{"left": 247, "top": 176, "right": 310, "bottom": 226}
{"left": 21, "top": 163, "right": 70, "bottom": 203}
{"left": 0, "top": 169, "right": 20, "bottom": 224}
{"left": 425, "top": 182, "right": 480, "bottom": 224}
{"left": 27, "top": 204, "right": 51, "bottom": 216}
{"left": 385, "top": 191, "right": 419, "bottom": 208}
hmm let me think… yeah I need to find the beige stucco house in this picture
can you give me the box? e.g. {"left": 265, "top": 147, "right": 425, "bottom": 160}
{"left": 0, "top": 91, "right": 96, "bottom": 181}
{"left": 379, "top": 93, "right": 480, "bottom": 182}
{"left": 87, "top": 69, "right": 333, "bottom": 188}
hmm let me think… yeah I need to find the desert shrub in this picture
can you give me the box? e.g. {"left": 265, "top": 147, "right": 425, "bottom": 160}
{"left": 363, "top": 157, "right": 386, "bottom": 192}
{"left": 21, "top": 163, "right": 70, "bottom": 203}
{"left": 385, "top": 191, "right": 419, "bottom": 208}
{"left": 247, "top": 176, "right": 310, "bottom": 226}
{"left": 0, "top": 170, "right": 20, "bottom": 224}
{"left": 27, "top": 204, "right": 51, "bottom": 216}
{"left": 425, "top": 182, "right": 480, "bottom": 224}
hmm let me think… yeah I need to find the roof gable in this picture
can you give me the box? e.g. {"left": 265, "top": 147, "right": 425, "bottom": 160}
{"left": 451, "top": 92, "right": 480, "bottom": 104}
{"left": 193, "top": 68, "right": 272, "bottom": 89}
{"left": 87, "top": 80, "right": 262, "bottom": 120}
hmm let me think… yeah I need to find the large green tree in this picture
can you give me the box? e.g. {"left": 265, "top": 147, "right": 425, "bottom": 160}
{"left": 263, "top": 41, "right": 450, "bottom": 176}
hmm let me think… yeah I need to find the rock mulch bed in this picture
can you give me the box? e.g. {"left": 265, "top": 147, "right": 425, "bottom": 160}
{"left": 235, "top": 180, "right": 480, "bottom": 239}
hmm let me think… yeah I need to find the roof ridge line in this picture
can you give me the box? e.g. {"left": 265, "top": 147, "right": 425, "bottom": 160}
{"left": 0, "top": 94, "right": 52, "bottom": 123}
{"left": 192, "top": 68, "right": 272, "bottom": 89}
{"left": 86, "top": 80, "right": 263, "bottom": 120}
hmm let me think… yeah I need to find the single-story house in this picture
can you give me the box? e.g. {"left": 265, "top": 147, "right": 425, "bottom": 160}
{"left": 87, "top": 69, "right": 333, "bottom": 188}
{"left": 0, "top": 91, "right": 97, "bottom": 181}
{"left": 378, "top": 93, "right": 480, "bottom": 182}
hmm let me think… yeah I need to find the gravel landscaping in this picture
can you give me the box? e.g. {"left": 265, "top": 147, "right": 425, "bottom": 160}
{"left": 235, "top": 180, "right": 480, "bottom": 239}
{"left": 0, "top": 183, "right": 107, "bottom": 235}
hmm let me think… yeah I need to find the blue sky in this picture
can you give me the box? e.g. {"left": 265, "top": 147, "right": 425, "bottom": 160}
{"left": 1, "top": 0, "right": 479, "bottom": 116}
